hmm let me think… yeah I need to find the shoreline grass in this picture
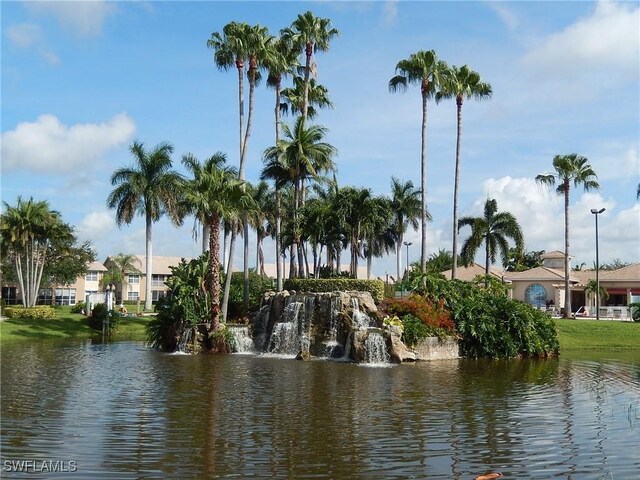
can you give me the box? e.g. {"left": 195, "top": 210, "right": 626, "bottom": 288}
{"left": 0, "top": 306, "right": 152, "bottom": 344}
{"left": 554, "top": 318, "right": 640, "bottom": 351}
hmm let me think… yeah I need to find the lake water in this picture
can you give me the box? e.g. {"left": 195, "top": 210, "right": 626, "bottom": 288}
{"left": 1, "top": 340, "right": 639, "bottom": 479}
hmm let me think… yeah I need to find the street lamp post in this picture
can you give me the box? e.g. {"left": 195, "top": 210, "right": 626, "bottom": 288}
{"left": 402, "top": 241, "right": 412, "bottom": 298}
{"left": 591, "top": 208, "right": 605, "bottom": 320}
{"left": 403, "top": 241, "right": 412, "bottom": 275}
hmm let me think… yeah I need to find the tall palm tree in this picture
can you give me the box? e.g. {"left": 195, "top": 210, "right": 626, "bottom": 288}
{"left": 458, "top": 198, "right": 524, "bottom": 277}
{"left": 389, "top": 50, "right": 448, "bottom": 273}
{"left": 536, "top": 154, "right": 599, "bottom": 318}
{"left": 334, "top": 187, "right": 374, "bottom": 278}
{"left": 265, "top": 35, "right": 298, "bottom": 291}
{"left": 208, "top": 22, "right": 273, "bottom": 313}
{"left": 389, "top": 177, "right": 422, "bottom": 281}
{"left": 107, "top": 141, "right": 182, "bottom": 311}
{"left": 180, "top": 153, "right": 255, "bottom": 331}
{"left": 262, "top": 116, "right": 336, "bottom": 277}
{"left": 636, "top": 182, "right": 639, "bottom": 199}
{"left": 436, "top": 64, "right": 492, "bottom": 280}
{"left": 283, "top": 11, "right": 339, "bottom": 122}
{"left": 102, "top": 253, "right": 142, "bottom": 304}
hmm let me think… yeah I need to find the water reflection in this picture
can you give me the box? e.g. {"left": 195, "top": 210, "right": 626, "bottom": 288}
{"left": 1, "top": 341, "right": 638, "bottom": 479}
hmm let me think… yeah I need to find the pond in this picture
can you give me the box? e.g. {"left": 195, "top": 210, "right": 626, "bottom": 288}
{"left": 1, "top": 340, "right": 639, "bottom": 479}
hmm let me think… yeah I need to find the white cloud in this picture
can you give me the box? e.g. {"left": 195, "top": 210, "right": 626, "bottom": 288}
{"left": 1, "top": 113, "right": 136, "bottom": 173}
{"left": 5, "top": 23, "right": 59, "bottom": 64}
{"left": 381, "top": 1, "right": 398, "bottom": 27}
{"left": 488, "top": 2, "right": 519, "bottom": 32}
{"left": 474, "top": 177, "right": 639, "bottom": 266}
{"left": 25, "top": 1, "right": 117, "bottom": 37}
{"left": 77, "top": 211, "right": 116, "bottom": 243}
{"left": 522, "top": 1, "right": 640, "bottom": 77}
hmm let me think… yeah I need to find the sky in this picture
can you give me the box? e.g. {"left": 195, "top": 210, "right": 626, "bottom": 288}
{"left": 2, "top": 0, "right": 639, "bottom": 277}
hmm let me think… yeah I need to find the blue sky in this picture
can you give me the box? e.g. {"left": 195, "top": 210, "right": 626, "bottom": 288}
{"left": 2, "top": 0, "right": 639, "bottom": 276}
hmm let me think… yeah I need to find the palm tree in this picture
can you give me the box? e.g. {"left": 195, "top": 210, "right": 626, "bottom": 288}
{"left": 208, "top": 22, "right": 273, "bottom": 312}
{"left": 265, "top": 35, "right": 298, "bottom": 291}
{"left": 585, "top": 278, "right": 609, "bottom": 310}
{"left": 248, "top": 181, "right": 273, "bottom": 277}
{"left": 361, "top": 196, "right": 394, "bottom": 280}
{"left": 180, "top": 153, "right": 255, "bottom": 331}
{"left": 107, "top": 141, "right": 183, "bottom": 311}
{"left": 536, "top": 154, "right": 599, "bottom": 318}
{"left": 458, "top": 198, "right": 524, "bottom": 276}
{"left": 389, "top": 50, "right": 448, "bottom": 272}
{"left": 181, "top": 153, "right": 227, "bottom": 253}
{"left": 283, "top": 11, "right": 339, "bottom": 122}
{"left": 334, "top": 187, "right": 374, "bottom": 278}
{"left": 102, "top": 253, "right": 141, "bottom": 305}
{"left": 637, "top": 182, "right": 639, "bottom": 200}
{"left": 426, "top": 249, "right": 454, "bottom": 273}
{"left": 389, "top": 177, "right": 422, "bottom": 281}
{"left": 281, "top": 76, "right": 334, "bottom": 119}
{"left": 435, "top": 65, "right": 492, "bottom": 280}
{"left": 262, "top": 116, "right": 336, "bottom": 277}
{"left": 0, "top": 196, "right": 69, "bottom": 307}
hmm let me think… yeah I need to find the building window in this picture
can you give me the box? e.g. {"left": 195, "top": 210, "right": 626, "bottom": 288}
{"left": 128, "top": 292, "right": 139, "bottom": 301}
{"left": 524, "top": 284, "right": 547, "bottom": 308}
{"left": 152, "top": 290, "right": 166, "bottom": 302}
{"left": 128, "top": 274, "right": 140, "bottom": 284}
{"left": 85, "top": 271, "right": 98, "bottom": 282}
{"left": 152, "top": 274, "right": 166, "bottom": 287}
{"left": 38, "top": 288, "right": 76, "bottom": 305}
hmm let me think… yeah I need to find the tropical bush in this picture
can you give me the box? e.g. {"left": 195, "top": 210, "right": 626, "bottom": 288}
{"left": 88, "top": 303, "right": 119, "bottom": 334}
{"left": 403, "top": 271, "right": 559, "bottom": 358}
{"left": 146, "top": 253, "right": 211, "bottom": 351}
{"left": 380, "top": 295, "right": 456, "bottom": 332}
{"left": 284, "top": 278, "right": 385, "bottom": 303}
{"left": 629, "top": 303, "right": 640, "bottom": 322}
{"left": 3, "top": 306, "right": 56, "bottom": 319}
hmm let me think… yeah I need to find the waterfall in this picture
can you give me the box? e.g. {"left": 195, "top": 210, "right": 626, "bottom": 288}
{"left": 269, "top": 301, "right": 303, "bottom": 355}
{"left": 175, "top": 327, "right": 193, "bottom": 354}
{"left": 228, "top": 325, "right": 254, "bottom": 353}
{"left": 324, "top": 295, "right": 342, "bottom": 358}
{"left": 362, "top": 328, "right": 390, "bottom": 365}
{"left": 352, "top": 297, "right": 373, "bottom": 329}
{"left": 253, "top": 304, "right": 271, "bottom": 351}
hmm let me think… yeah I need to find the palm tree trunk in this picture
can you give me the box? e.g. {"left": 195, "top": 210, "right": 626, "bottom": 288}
{"left": 367, "top": 252, "right": 372, "bottom": 280}
{"left": 274, "top": 78, "right": 283, "bottom": 292}
{"left": 396, "top": 233, "right": 403, "bottom": 281}
{"left": 452, "top": 97, "right": 463, "bottom": 280}
{"left": 302, "top": 42, "right": 312, "bottom": 121}
{"left": 209, "top": 213, "right": 222, "bottom": 331}
{"left": 222, "top": 226, "right": 237, "bottom": 323}
{"left": 145, "top": 212, "right": 153, "bottom": 311}
{"left": 564, "top": 182, "right": 571, "bottom": 318}
{"left": 485, "top": 231, "right": 490, "bottom": 276}
{"left": 420, "top": 87, "right": 428, "bottom": 274}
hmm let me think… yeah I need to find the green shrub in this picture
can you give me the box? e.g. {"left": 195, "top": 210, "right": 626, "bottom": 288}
{"left": 3, "top": 306, "right": 56, "bottom": 319}
{"left": 284, "top": 278, "right": 385, "bottom": 303}
{"left": 88, "top": 303, "right": 119, "bottom": 334}
{"left": 71, "top": 301, "right": 85, "bottom": 314}
{"left": 629, "top": 303, "right": 640, "bottom": 322}
{"left": 400, "top": 314, "right": 434, "bottom": 347}
{"left": 227, "top": 270, "right": 273, "bottom": 318}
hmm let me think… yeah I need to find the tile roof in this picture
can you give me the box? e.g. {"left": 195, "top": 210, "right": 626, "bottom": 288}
{"left": 132, "top": 255, "right": 192, "bottom": 275}
{"left": 600, "top": 263, "right": 640, "bottom": 281}
{"left": 504, "top": 266, "right": 580, "bottom": 283}
{"left": 541, "top": 250, "right": 572, "bottom": 260}
{"left": 88, "top": 261, "right": 108, "bottom": 272}
{"left": 441, "top": 263, "right": 505, "bottom": 282}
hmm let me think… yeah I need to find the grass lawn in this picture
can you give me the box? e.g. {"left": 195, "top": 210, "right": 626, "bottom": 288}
{"left": 554, "top": 318, "right": 640, "bottom": 351}
{"left": 0, "top": 306, "right": 152, "bottom": 344}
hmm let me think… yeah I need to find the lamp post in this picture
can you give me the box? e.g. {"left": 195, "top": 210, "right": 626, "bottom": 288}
{"left": 591, "top": 208, "right": 605, "bottom": 320}
{"left": 403, "top": 241, "right": 412, "bottom": 276}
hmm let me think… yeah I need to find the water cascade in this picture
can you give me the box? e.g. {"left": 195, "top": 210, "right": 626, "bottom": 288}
{"left": 228, "top": 324, "right": 255, "bottom": 353}
{"left": 252, "top": 291, "right": 391, "bottom": 364}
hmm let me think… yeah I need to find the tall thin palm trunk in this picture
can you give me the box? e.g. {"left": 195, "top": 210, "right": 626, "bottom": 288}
{"left": 274, "top": 78, "right": 283, "bottom": 291}
{"left": 451, "top": 97, "right": 463, "bottom": 279}
{"left": 209, "top": 212, "right": 222, "bottom": 331}
{"left": 145, "top": 212, "right": 153, "bottom": 311}
{"left": 563, "top": 180, "right": 571, "bottom": 316}
{"left": 420, "top": 85, "right": 428, "bottom": 273}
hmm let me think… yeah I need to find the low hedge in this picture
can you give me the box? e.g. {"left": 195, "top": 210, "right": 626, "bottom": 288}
{"left": 3, "top": 306, "right": 56, "bottom": 319}
{"left": 284, "top": 278, "right": 385, "bottom": 303}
